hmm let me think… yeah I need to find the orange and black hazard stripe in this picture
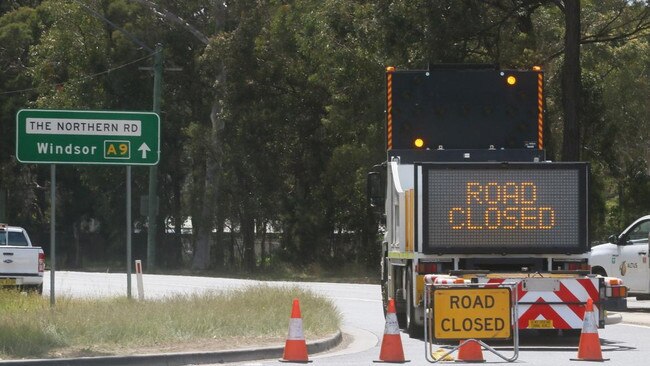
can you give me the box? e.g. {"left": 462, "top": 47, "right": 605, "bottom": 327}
{"left": 386, "top": 66, "right": 395, "bottom": 150}
{"left": 534, "top": 66, "right": 544, "bottom": 150}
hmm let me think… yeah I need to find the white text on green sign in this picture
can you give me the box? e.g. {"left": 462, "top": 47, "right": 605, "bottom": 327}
{"left": 16, "top": 109, "right": 160, "bottom": 165}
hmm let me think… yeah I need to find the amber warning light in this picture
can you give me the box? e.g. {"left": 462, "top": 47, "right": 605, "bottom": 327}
{"left": 506, "top": 75, "right": 517, "bottom": 86}
{"left": 414, "top": 138, "right": 425, "bottom": 148}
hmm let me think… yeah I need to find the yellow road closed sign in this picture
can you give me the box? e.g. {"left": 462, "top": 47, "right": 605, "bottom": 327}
{"left": 433, "top": 287, "right": 512, "bottom": 340}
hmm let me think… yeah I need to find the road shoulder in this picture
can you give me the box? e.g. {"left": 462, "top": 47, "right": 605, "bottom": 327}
{"left": 0, "top": 331, "right": 342, "bottom": 366}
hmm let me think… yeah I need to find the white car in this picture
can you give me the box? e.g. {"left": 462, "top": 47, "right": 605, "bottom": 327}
{"left": 590, "top": 215, "right": 650, "bottom": 300}
{"left": 0, "top": 224, "right": 45, "bottom": 294}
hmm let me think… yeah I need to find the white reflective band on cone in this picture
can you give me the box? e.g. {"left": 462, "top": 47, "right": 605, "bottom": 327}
{"left": 287, "top": 318, "right": 305, "bottom": 340}
{"left": 582, "top": 311, "right": 598, "bottom": 334}
{"left": 384, "top": 313, "right": 400, "bottom": 335}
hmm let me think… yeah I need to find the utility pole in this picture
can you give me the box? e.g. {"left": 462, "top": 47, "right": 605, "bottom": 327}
{"left": 75, "top": 0, "right": 162, "bottom": 274}
{"left": 76, "top": 1, "right": 189, "bottom": 272}
{"left": 147, "top": 43, "right": 163, "bottom": 270}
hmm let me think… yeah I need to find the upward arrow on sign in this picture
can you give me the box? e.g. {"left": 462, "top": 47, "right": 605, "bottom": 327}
{"left": 138, "top": 143, "right": 151, "bottom": 159}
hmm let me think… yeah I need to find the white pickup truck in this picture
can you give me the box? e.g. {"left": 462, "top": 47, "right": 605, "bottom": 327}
{"left": 0, "top": 224, "right": 45, "bottom": 294}
{"left": 590, "top": 215, "right": 650, "bottom": 300}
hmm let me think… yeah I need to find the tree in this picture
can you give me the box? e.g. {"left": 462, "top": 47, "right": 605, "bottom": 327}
{"left": 0, "top": 6, "right": 43, "bottom": 227}
{"left": 560, "top": 0, "right": 582, "bottom": 161}
{"left": 2, "top": 0, "right": 649, "bottom": 268}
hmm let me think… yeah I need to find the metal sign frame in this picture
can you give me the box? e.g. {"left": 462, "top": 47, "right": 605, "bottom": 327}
{"left": 424, "top": 282, "right": 520, "bottom": 363}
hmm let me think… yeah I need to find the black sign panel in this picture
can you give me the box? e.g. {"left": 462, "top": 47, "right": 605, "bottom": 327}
{"left": 390, "top": 69, "right": 540, "bottom": 150}
{"left": 421, "top": 163, "right": 588, "bottom": 254}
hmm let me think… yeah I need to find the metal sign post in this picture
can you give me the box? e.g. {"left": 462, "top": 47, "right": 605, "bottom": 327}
{"left": 49, "top": 165, "right": 55, "bottom": 306}
{"left": 424, "top": 282, "right": 519, "bottom": 363}
{"left": 126, "top": 166, "right": 132, "bottom": 299}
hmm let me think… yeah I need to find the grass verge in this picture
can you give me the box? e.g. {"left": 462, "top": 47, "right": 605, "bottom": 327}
{"left": 0, "top": 285, "right": 341, "bottom": 359}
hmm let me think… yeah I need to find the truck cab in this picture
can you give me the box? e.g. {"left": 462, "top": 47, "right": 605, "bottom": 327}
{"left": 590, "top": 215, "right": 650, "bottom": 299}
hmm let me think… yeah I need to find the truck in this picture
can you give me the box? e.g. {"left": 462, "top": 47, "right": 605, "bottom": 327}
{"left": 368, "top": 65, "right": 627, "bottom": 338}
{"left": 0, "top": 223, "right": 45, "bottom": 294}
{"left": 590, "top": 215, "right": 650, "bottom": 300}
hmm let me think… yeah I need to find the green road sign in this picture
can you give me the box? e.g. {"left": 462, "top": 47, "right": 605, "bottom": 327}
{"left": 16, "top": 109, "right": 160, "bottom": 165}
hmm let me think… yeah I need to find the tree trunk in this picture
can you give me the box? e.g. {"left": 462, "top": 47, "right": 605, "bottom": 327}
{"left": 259, "top": 221, "right": 268, "bottom": 269}
{"left": 72, "top": 221, "right": 81, "bottom": 268}
{"left": 191, "top": 82, "right": 225, "bottom": 270}
{"left": 170, "top": 179, "right": 183, "bottom": 268}
{"left": 190, "top": 3, "right": 226, "bottom": 270}
{"left": 213, "top": 215, "right": 225, "bottom": 268}
{"left": 230, "top": 224, "right": 237, "bottom": 268}
{"left": 560, "top": 0, "right": 582, "bottom": 161}
{"left": 192, "top": 153, "right": 216, "bottom": 270}
{"left": 192, "top": 223, "right": 212, "bottom": 269}
{"left": 241, "top": 209, "right": 256, "bottom": 272}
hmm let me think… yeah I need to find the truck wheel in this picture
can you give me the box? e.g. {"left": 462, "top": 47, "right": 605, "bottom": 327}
{"left": 406, "top": 267, "right": 423, "bottom": 338}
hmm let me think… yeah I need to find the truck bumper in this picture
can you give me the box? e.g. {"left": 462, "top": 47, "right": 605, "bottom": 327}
{"left": 0, "top": 275, "right": 43, "bottom": 286}
{"left": 605, "top": 311, "right": 623, "bottom": 325}
{"left": 601, "top": 296, "right": 627, "bottom": 312}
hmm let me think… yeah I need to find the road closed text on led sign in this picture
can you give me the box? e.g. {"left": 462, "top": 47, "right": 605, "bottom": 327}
{"left": 422, "top": 163, "right": 588, "bottom": 254}
{"left": 448, "top": 181, "right": 555, "bottom": 230}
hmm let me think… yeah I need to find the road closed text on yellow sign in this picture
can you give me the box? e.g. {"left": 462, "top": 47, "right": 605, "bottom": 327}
{"left": 433, "top": 288, "right": 511, "bottom": 340}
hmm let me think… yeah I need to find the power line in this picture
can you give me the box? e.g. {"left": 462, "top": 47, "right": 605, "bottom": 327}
{"left": 72, "top": 0, "right": 154, "bottom": 52}
{"left": 0, "top": 53, "right": 155, "bottom": 96}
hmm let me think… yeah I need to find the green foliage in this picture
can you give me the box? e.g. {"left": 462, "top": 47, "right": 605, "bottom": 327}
{"left": 578, "top": 2, "right": 650, "bottom": 238}
{"left": 1, "top": 0, "right": 649, "bottom": 268}
{"left": 0, "top": 5, "right": 47, "bottom": 230}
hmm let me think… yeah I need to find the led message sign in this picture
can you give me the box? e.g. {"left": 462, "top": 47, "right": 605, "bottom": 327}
{"left": 422, "top": 163, "right": 588, "bottom": 254}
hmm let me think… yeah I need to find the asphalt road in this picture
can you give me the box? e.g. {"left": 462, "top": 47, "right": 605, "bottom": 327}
{"left": 42, "top": 271, "right": 650, "bottom": 365}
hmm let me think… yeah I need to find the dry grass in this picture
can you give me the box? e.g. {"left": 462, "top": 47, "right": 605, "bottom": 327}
{"left": 0, "top": 285, "right": 340, "bottom": 359}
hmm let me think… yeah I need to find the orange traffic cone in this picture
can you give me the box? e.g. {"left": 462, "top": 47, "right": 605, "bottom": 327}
{"left": 456, "top": 339, "right": 485, "bottom": 363}
{"left": 571, "top": 297, "right": 609, "bottom": 362}
{"left": 375, "top": 298, "right": 408, "bottom": 363}
{"left": 280, "top": 298, "right": 310, "bottom": 363}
